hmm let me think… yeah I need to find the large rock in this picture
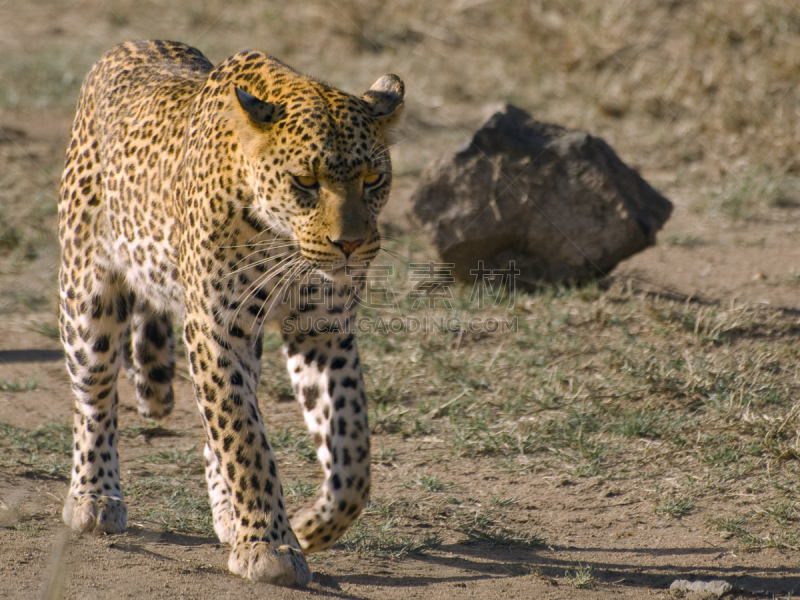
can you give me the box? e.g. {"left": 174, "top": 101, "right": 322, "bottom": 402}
{"left": 411, "top": 104, "right": 672, "bottom": 287}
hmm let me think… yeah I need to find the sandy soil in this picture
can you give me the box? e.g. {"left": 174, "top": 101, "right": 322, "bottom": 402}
{"left": 4, "top": 362, "right": 798, "bottom": 599}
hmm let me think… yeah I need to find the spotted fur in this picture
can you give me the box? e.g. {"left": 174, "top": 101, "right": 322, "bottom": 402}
{"left": 58, "top": 40, "right": 403, "bottom": 586}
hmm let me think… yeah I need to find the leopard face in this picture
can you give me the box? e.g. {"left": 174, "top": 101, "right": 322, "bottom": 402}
{"left": 221, "top": 66, "right": 403, "bottom": 278}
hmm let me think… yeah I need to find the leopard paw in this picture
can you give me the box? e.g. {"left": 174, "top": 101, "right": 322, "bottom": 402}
{"left": 228, "top": 541, "right": 312, "bottom": 586}
{"left": 62, "top": 493, "right": 127, "bottom": 533}
{"left": 211, "top": 502, "right": 235, "bottom": 544}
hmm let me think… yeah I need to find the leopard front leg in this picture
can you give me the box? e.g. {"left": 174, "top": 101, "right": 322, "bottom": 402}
{"left": 203, "top": 442, "right": 235, "bottom": 544}
{"left": 185, "top": 316, "right": 311, "bottom": 586}
{"left": 60, "top": 272, "right": 132, "bottom": 534}
{"left": 284, "top": 318, "right": 370, "bottom": 552}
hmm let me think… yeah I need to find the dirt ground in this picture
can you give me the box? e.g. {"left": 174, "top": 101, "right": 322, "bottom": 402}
{"left": 5, "top": 351, "right": 800, "bottom": 600}
{"left": 2, "top": 1, "right": 800, "bottom": 599}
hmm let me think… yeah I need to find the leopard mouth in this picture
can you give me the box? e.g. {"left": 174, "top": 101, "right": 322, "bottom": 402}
{"left": 294, "top": 235, "right": 380, "bottom": 284}
{"left": 299, "top": 256, "right": 376, "bottom": 285}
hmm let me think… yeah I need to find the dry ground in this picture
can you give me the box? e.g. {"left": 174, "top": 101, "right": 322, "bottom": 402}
{"left": 2, "top": 1, "right": 800, "bottom": 598}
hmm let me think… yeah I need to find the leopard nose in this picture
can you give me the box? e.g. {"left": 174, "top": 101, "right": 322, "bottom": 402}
{"left": 330, "top": 237, "right": 364, "bottom": 258}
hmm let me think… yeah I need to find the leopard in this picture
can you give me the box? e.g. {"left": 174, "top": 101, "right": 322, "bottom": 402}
{"left": 58, "top": 39, "right": 403, "bottom": 586}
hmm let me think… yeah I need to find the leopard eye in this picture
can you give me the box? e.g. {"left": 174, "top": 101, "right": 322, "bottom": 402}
{"left": 290, "top": 175, "right": 319, "bottom": 191}
{"left": 363, "top": 173, "right": 385, "bottom": 189}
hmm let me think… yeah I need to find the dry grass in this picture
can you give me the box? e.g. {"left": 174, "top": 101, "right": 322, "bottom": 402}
{"left": 257, "top": 247, "right": 800, "bottom": 554}
{"left": 13, "top": 262, "right": 799, "bottom": 551}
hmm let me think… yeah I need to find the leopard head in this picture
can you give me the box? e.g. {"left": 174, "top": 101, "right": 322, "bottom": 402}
{"left": 227, "top": 62, "right": 404, "bottom": 280}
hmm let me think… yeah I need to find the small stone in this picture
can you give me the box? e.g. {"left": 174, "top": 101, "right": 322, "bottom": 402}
{"left": 669, "top": 578, "right": 734, "bottom": 598}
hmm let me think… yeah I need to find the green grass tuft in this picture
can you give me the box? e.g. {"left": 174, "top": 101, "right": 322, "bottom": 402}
{"left": 0, "top": 421, "right": 71, "bottom": 455}
{"left": 402, "top": 475, "right": 448, "bottom": 492}
{"left": 464, "top": 522, "right": 546, "bottom": 549}
{"left": 269, "top": 428, "right": 317, "bottom": 462}
{"left": 0, "top": 378, "right": 38, "bottom": 392}
{"left": 126, "top": 474, "right": 214, "bottom": 537}
{"left": 565, "top": 563, "right": 595, "bottom": 589}
{"left": 338, "top": 518, "right": 442, "bottom": 558}
{"left": 654, "top": 497, "right": 695, "bottom": 518}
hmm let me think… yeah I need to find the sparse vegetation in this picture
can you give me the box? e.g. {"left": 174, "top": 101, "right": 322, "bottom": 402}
{"left": 488, "top": 493, "right": 518, "bottom": 507}
{"left": 31, "top": 322, "right": 60, "bottom": 340}
{"left": 137, "top": 446, "right": 200, "bottom": 470}
{"left": 402, "top": 475, "right": 449, "bottom": 492}
{"left": 0, "top": 422, "right": 71, "bottom": 456}
{"left": 465, "top": 524, "right": 546, "bottom": 549}
{"left": 654, "top": 497, "right": 695, "bottom": 519}
{"left": 322, "top": 276, "right": 800, "bottom": 492}
{"left": 337, "top": 518, "right": 442, "bottom": 558}
{"left": 664, "top": 232, "right": 706, "bottom": 248}
{"left": 283, "top": 480, "right": 317, "bottom": 501}
{"left": 126, "top": 474, "right": 214, "bottom": 537}
{"left": 268, "top": 427, "right": 317, "bottom": 462}
{"left": 705, "top": 169, "right": 800, "bottom": 219}
{"left": 0, "top": 421, "right": 72, "bottom": 478}
{"left": 372, "top": 444, "right": 398, "bottom": 465}
{"left": 566, "top": 563, "right": 596, "bottom": 589}
{"left": 12, "top": 522, "right": 46, "bottom": 536}
{"left": 0, "top": 378, "right": 38, "bottom": 392}
{"left": 708, "top": 512, "right": 800, "bottom": 551}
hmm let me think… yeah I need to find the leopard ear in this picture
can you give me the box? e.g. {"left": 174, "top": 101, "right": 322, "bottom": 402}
{"left": 234, "top": 86, "right": 279, "bottom": 124}
{"left": 362, "top": 74, "right": 404, "bottom": 123}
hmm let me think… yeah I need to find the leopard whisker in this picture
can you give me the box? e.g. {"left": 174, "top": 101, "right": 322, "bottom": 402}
{"left": 249, "top": 258, "right": 308, "bottom": 332}
{"left": 220, "top": 249, "right": 298, "bottom": 281}
{"left": 250, "top": 262, "right": 312, "bottom": 340}
{"left": 220, "top": 235, "right": 299, "bottom": 279}
{"left": 367, "top": 139, "right": 404, "bottom": 163}
{"left": 230, "top": 251, "right": 303, "bottom": 323}
{"left": 217, "top": 239, "right": 296, "bottom": 250}
{"left": 223, "top": 244, "right": 296, "bottom": 279}
{"left": 228, "top": 253, "right": 302, "bottom": 326}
